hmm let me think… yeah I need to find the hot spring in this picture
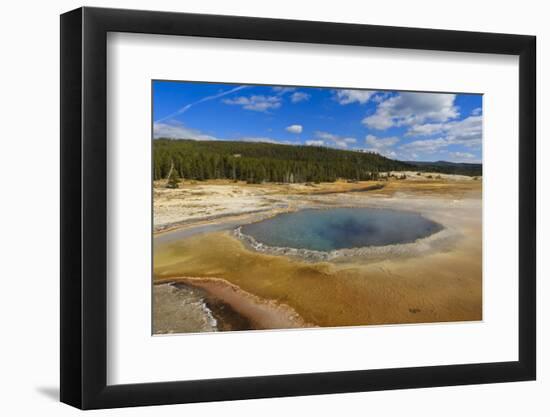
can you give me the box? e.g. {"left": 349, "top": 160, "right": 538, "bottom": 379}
{"left": 240, "top": 208, "right": 443, "bottom": 252}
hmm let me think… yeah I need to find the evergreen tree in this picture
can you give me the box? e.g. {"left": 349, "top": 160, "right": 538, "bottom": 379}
{"left": 166, "top": 167, "right": 181, "bottom": 189}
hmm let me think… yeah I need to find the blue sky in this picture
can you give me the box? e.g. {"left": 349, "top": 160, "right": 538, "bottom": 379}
{"left": 153, "top": 81, "right": 482, "bottom": 163}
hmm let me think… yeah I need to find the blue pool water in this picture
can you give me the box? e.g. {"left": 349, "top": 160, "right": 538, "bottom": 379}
{"left": 241, "top": 208, "right": 442, "bottom": 252}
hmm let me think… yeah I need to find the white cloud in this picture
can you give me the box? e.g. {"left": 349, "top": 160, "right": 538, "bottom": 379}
{"left": 315, "top": 131, "right": 357, "bottom": 148}
{"left": 223, "top": 95, "right": 282, "bottom": 112}
{"left": 362, "top": 113, "right": 394, "bottom": 130}
{"left": 271, "top": 87, "right": 310, "bottom": 103}
{"left": 445, "top": 116, "right": 483, "bottom": 148}
{"left": 153, "top": 120, "right": 219, "bottom": 140}
{"left": 405, "top": 122, "right": 444, "bottom": 137}
{"left": 334, "top": 89, "right": 377, "bottom": 105}
{"left": 400, "top": 137, "right": 450, "bottom": 153}
{"left": 363, "top": 92, "right": 459, "bottom": 130}
{"left": 306, "top": 140, "right": 324, "bottom": 146}
{"left": 365, "top": 134, "right": 400, "bottom": 148}
{"left": 363, "top": 148, "right": 398, "bottom": 159}
{"left": 406, "top": 115, "right": 482, "bottom": 149}
{"left": 272, "top": 86, "right": 296, "bottom": 94}
{"left": 372, "top": 93, "right": 390, "bottom": 103}
{"left": 153, "top": 121, "right": 292, "bottom": 145}
{"left": 382, "top": 150, "right": 398, "bottom": 158}
{"left": 291, "top": 92, "right": 310, "bottom": 103}
{"left": 363, "top": 134, "right": 400, "bottom": 159}
{"left": 285, "top": 124, "right": 303, "bottom": 134}
{"left": 398, "top": 114, "right": 482, "bottom": 160}
{"left": 471, "top": 107, "right": 482, "bottom": 116}
{"left": 447, "top": 151, "right": 478, "bottom": 162}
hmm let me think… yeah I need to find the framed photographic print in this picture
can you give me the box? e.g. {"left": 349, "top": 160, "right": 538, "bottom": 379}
{"left": 60, "top": 7, "right": 536, "bottom": 409}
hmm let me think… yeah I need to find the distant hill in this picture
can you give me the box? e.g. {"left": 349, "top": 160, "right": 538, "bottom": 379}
{"left": 405, "top": 160, "right": 482, "bottom": 176}
{"left": 153, "top": 139, "right": 481, "bottom": 183}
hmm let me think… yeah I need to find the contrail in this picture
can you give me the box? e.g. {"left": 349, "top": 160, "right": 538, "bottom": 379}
{"left": 155, "top": 85, "right": 248, "bottom": 123}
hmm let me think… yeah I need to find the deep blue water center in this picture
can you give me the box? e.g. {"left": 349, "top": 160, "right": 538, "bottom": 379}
{"left": 241, "top": 208, "right": 442, "bottom": 252}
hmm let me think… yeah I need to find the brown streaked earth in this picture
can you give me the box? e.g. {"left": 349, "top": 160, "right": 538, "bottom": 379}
{"left": 153, "top": 175, "right": 482, "bottom": 333}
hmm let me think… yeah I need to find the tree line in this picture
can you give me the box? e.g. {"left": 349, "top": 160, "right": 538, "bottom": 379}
{"left": 153, "top": 139, "right": 412, "bottom": 183}
{"left": 406, "top": 160, "right": 482, "bottom": 176}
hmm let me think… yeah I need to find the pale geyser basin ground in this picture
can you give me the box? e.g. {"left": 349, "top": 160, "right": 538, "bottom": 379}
{"left": 153, "top": 178, "right": 482, "bottom": 331}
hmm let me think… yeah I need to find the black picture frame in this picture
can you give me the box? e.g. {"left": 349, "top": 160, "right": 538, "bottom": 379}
{"left": 60, "top": 6, "right": 536, "bottom": 410}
